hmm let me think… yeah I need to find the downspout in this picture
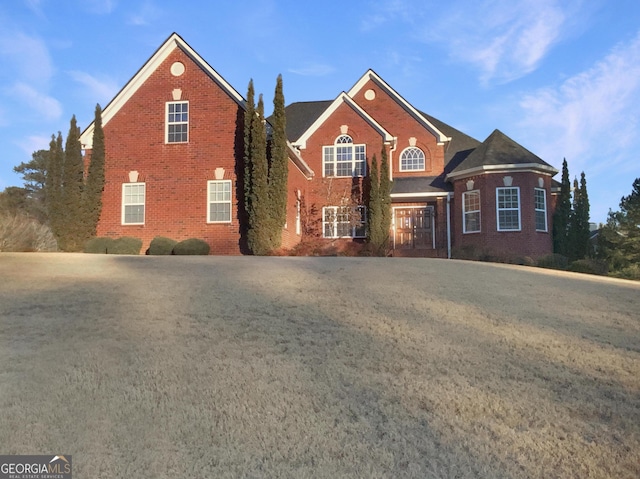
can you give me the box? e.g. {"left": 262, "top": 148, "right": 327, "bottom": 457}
{"left": 446, "top": 193, "right": 452, "bottom": 259}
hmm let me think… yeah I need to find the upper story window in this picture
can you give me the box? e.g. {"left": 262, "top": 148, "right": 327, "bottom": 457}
{"left": 534, "top": 188, "right": 548, "bottom": 232}
{"left": 323, "top": 135, "right": 366, "bottom": 177}
{"left": 122, "top": 183, "right": 145, "bottom": 225}
{"left": 462, "top": 190, "right": 481, "bottom": 233}
{"left": 399, "top": 147, "right": 425, "bottom": 171}
{"left": 166, "top": 101, "right": 188, "bottom": 143}
{"left": 496, "top": 187, "right": 521, "bottom": 231}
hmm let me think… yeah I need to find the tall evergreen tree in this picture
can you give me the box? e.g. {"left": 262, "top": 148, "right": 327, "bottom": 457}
{"left": 379, "top": 146, "right": 392, "bottom": 252}
{"left": 552, "top": 158, "right": 571, "bottom": 256}
{"left": 569, "top": 172, "right": 590, "bottom": 260}
{"left": 268, "top": 74, "right": 288, "bottom": 249}
{"left": 246, "top": 93, "right": 271, "bottom": 255}
{"left": 12, "top": 149, "right": 49, "bottom": 222}
{"left": 243, "top": 80, "right": 256, "bottom": 219}
{"left": 84, "top": 104, "right": 106, "bottom": 240}
{"left": 60, "top": 115, "right": 85, "bottom": 251}
{"left": 367, "top": 154, "right": 382, "bottom": 250}
{"left": 46, "top": 132, "right": 64, "bottom": 242}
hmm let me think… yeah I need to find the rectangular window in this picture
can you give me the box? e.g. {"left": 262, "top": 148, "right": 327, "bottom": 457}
{"left": 166, "top": 101, "right": 188, "bottom": 143}
{"left": 207, "top": 180, "right": 232, "bottom": 223}
{"left": 462, "top": 190, "right": 481, "bottom": 233}
{"left": 535, "top": 188, "right": 548, "bottom": 232}
{"left": 322, "top": 144, "right": 366, "bottom": 177}
{"left": 122, "top": 183, "right": 145, "bottom": 225}
{"left": 496, "top": 187, "right": 520, "bottom": 231}
{"left": 322, "top": 206, "right": 366, "bottom": 238}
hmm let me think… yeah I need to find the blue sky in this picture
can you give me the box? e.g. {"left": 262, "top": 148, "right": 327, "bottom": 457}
{"left": 1, "top": 0, "right": 639, "bottom": 223}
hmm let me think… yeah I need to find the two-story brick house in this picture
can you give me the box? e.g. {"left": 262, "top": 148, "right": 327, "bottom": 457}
{"left": 80, "top": 33, "right": 558, "bottom": 258}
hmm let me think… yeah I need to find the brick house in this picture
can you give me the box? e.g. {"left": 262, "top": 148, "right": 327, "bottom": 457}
{"left": 80, "top": 33, "right": 558, "bottom": 258}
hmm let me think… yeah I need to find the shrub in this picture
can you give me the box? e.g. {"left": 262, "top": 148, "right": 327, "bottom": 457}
{"left": 172, "top": 238, "right": 210, "bottom": 255}
{"left": 568, "top": 259, "right": 609, "bottom": 276}
{"left": 536, "top": 253, "right": 569, "bottom": 270}
{"left": 108, "top": 236, "right": 142, "bottom": 255}
{"left": 147, "top": 236, "right": 177, "bottom": 255}
{"left": 0, "top": 214, "right": 57, "bottom": 252}
{"left": 84, "top": 237, "right": 115, "bottom": 254}
{"left": 610, "top": 264, "right": 640, "bottom": 281}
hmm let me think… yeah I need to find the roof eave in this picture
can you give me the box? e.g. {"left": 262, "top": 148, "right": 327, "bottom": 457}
{"left": 445, "top": 163, "right": 559, "bottom": 182}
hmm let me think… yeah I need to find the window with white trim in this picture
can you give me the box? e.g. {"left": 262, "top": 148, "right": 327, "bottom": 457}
{"left": 462, "top": 190, "right": 481, "bottom": 233}
{"left": 166, "top": 101, "right": 188, "bottom": 143}
{"left": 496, "top": 187, "right": 521, "bottom": 231}
{"left": 534, "top": 188, "right": 547, "bottom": 232}
{"left": 400, "top": 147, "right": 425, "bottom": 171}
{"left": 323, "top": 135, "right": 366, "bottom": 177}
{"left": 322, "top": 205, "right": 366, "bottom": 238}
{"left": 122, "top": 183, "right": 145, "bottom": 225}
{"left": 207, "top": 180, "right": 232, "bottom": 223}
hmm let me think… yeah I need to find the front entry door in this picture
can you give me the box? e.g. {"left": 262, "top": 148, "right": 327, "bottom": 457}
{"left": 394, "top": 207, "right": 433, "bottom": 250}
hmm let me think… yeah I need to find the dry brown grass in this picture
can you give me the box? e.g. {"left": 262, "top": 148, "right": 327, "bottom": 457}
{"left": 0, "top": 253, "right": 638, "bottom": 478}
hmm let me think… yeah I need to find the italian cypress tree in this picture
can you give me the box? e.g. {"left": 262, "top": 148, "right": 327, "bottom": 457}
{"left": 246, "top": 94, "right": 271, "bottom": 255}
{"left": 84, "top": 104, "right": 105, "bottom": 240}
{"left": 60, "top": 115, "right": 85, "bottom": 251}
{"left": 243, "top": 80, "right": 256, "bottom": 219}
{"left": 268, "top": 74, "right": 288, "bottom": 249}
{"left": 46, "top": 132, "right": 65, "bottom": 243}
{"left": 367, "top": 154, "right": 382, "bottom": 250}
{"left": 379, "top": 146, "right": 392, "bottom": 253}
{"left": 568, "top": 173, "right": 590, "bottom": 261}
{"left": 552, "top": 158, "right": 571, "bottom": 256}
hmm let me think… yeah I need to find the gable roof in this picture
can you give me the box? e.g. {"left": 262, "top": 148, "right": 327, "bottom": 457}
{"left": 348, "top": 69, "right": 450, "bottom": 145}
{"left": 80, "top": 32, "right": 246, "bottom": 149}
{"left": 446, "top": 129, "right": 558, "bottom": 180}
{"left": 281, "top": 101, "right": 333, "bottom": 142}
{"left": 291, "top": 92, "right": 394, "bottom": 149}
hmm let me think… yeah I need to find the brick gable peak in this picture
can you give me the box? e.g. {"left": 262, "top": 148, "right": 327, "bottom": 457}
{"left": 292, "top": 92, "right": 394, "bottom": 150}
{"left": 80, "top": 32, "right": 245, "bottom": 149}
{"left": 347, "top": 69, "right": 450, "bottom": 145}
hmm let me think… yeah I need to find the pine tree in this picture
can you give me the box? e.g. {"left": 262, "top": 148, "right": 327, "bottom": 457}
{"left": 12, "top": 149, "right": 49, "bottom": 222}
{"left": 60, "top": 115, "right": 85, "bottom": 251}
{"left": 553, "top": 158, "right": 571, "bottom": 256}
{"left": 268, "top": 74, "right": 288, "bottom": 249}
{"left": 379, "top": 146, "right": 392, "bottom": 253}
{"left": 84, "top": 104, "right": 106, "bottom": 240}
{"left": 367, "top": 154, "right": 382, "bottom": 250}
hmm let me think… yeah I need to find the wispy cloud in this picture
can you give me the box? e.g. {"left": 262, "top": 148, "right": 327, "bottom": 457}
{"left": 24, "top": 0, "right": 45, "bottom": 17}
{"left": 16, "top": 134, "right": 52, "bottom": 156}
{"left": 10, "top": 83, "right": 62, "bottom": 121}
{"left": 427, "top": 0, "right": 574, "bottom": 84}
{"left": 0, "top": 31, "right": 53, "bottom": 84}
{"left": 68, "top": 70, "right": 119, "bottom": 104}
{"left": 517, "top": 31, "right": 640, "bottom": 171}
{"left": 515, "top": 30, "right": 640, "bottom": 220}
{"left": 83, "top": 0, "right": 117, "bottom": 14}
{"left": 126, "top": 0, "right": 163, "bottom": 26}
{"left": 360, "top": 0, "right": 412, "bottom": 32}
{"left": 288, "top": 63, "right": 335, "bottom": 77}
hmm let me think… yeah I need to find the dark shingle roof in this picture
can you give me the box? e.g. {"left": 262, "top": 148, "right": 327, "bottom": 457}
{"left": 391, "top": 176, "right": 451, "bottom": 195}
{"left": 281, "top": 101, "right": 333, "bottom": 141}
{"left": 450, "top": 129, "right": 554, "bottom": 175}
{"left": 420, "top": 112, "right": 481, "bottom": 172}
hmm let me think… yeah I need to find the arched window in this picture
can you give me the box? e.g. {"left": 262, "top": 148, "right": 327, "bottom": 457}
{"left": 323, "top": 135, "right": 366, "bottom": 177}
{"left": 400, "top": 147, "right": 425, "bottom": 171}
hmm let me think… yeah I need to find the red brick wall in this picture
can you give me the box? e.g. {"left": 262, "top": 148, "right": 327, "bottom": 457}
{"left": 96, "top": 47, "right": 245, "bottom": 254}
{"left": 452, "top": 172, "right": 554, "bottom": 259}
{"left": 350, "top": 79, "right": 446, "bottom": 178}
